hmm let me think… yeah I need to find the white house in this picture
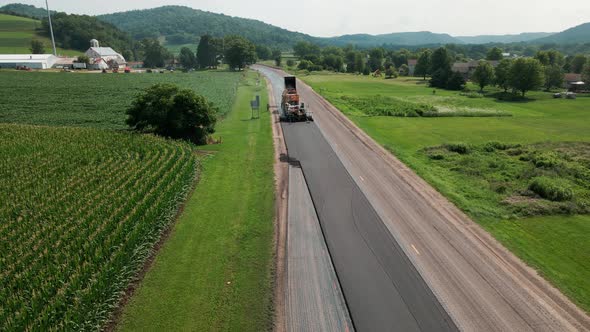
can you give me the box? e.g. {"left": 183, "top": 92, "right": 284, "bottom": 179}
{"left": 85, "top": 39, "right": 126, "bottom": 69}
{"left": 0, "top": 54, "right": 58, "bottom": 69}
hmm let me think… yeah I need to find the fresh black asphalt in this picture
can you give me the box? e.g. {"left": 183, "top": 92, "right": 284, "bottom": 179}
{"left": 258, "top": 66, "right": 458, "bottom": 332}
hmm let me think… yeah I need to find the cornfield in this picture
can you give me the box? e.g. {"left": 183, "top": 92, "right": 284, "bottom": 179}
{"left": 0, "top": 71, "right": 241, "bottom": 129}
{"left": 0, "top": 124, "right": 198, "bottom": 330}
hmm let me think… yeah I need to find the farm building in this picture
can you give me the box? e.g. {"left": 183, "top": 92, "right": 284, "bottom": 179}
{"left": 564, "top": 73, "right": 585, "bottom": 91}
{"left": 0, "top": 54, "right": 58, "bottom": 69}
{"left": 452, "top": 60, "right": 500, "bottom": 78}
{"left": 84, "top": 39, "right": 126, "bottom": 70}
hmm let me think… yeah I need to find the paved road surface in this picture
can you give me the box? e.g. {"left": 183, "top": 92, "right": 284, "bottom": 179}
{"left": 255, "top": 66, "right": 457, "bottom": 331}
{"left": 287, "top": 165, "right": 353, "bottom": 332}
{"left": 254, "top": 65, "right": 590, "bottom": 332}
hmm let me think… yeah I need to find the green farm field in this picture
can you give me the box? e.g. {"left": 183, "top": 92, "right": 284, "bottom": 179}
{"left": 0, "top": 13, "right": 80, "bottom": 56}
{"left": 0, "top": 124, "right": 198, "bottom": 330}
{"left": 302, "top": 72, "right": 590, "bottom": 311}
{"left": 1, "top": 69, "right": 276, "bottom": 330}
{"left": 117, "top": 71, "right": 275, "bottom": 331}
{"left": 0, "top": 70, "right": 240, "bottom": 129}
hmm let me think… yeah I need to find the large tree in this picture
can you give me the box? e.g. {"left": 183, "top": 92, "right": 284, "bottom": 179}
{"left": 30, "top": 39, "right": 45, "bottom": 54}
{"left": 430, "top": 47, "right": 452, "bottom": 74}
{"left": 272, "top": 49, "right": 282, "bottom": 67}
{"left": 323, "top": 54, "right": 344, "bottom": 72}
{"left": 141, "top": 38, "right": 170, "bottom": 68}
{"left": 446, "top": 71, "right": 466, "bottom": 91}
{"left": 581, "top": 63, "right": 590, "bottom": 86}
{"left": 472, "top": 61, "right": 495, "bottom": 92}
{"left": 293, "top": 41, "right": 320, "bottom": 60}
{"left": 571, "top": 54, "right": 588, "bottom": 74}
{"left": 494, "top": 59, "right": 512, "bottom": 92}
{"left": 368, "top": 48, "right": 385, "bottom": 72}
{"left": 509, "top": 58, "right": 545, "bottom": 97}
{"left": 385, "top": 65, "right": 397, "bottom": 79}
{"left": 345, "top": 50, "right": 364, "bottom": 74}
{"left": 543, "top": 64, "right": 565, "bottom": 91}
{"left": 196, "top": 34, "right": 221, "bottom": 69}
{"left": 255, "top": 45, "right": 272, "bottom": 60}
{"left": 179, "top": 47, "right": 196, "bottom": 69}
{"left": 414, "top": 50, "right": 432, "bottom": 80}
{"left": 486, "top": 47, "right": 503, "bottom": 61}
{"left": 223, "top": 36, "right": 257, "bottom": 71}
{"left": 429, "top": 47, "right": 452, "bottom": 88}
{"left": 126, "top": 84, "right": 217, "bottom": 144}
{"left": 535, "top": 50, "right": 565, "bottom": 67}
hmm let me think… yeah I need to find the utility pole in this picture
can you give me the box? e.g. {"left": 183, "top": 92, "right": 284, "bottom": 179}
{"left": 45, "top": 0, "right": 57, "bottom": 55}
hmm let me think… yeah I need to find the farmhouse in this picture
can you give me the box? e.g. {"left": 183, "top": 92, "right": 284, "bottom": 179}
{"left": 564, "top": 73, "right": 585, "bottom": 91}
{"left": 452, "top": 60, "right": 500, "bottom": 78}
{"left": 0, "top": 54, "right": 58, "bottom": 69}
{"left": 84, "top": 39, "right": 126, "bottom": 70}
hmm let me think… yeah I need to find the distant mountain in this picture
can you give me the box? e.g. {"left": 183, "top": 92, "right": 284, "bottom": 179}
{"left": 321, "top": 32, "right": 461, "bottom": 47}
{"left": 531, "top": 22, "right": 590, "bottom": 44}
{"left": 0, "top": 3, "right": 54, "bottom": 19}
{"left": 4, "top": 3, "right": 589, "bottom": 50}
{"left": 98, "top": 5, "right": 315, "bottom": 49}
{"left": 456, "top": 32, "right": 555, "bottom": 44}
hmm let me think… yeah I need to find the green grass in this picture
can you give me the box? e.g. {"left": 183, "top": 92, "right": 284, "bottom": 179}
{"left": 0, "top": 124, "right": 198, "bottom": 330}
{"left": 117, "top": 71, "right": 275, "bottom": 331}
{"left": 0, "top": 13, "right": 80, "bottom": 55}
{"left": 302, "top": 72, "right": 590, "bottom": 312}
{"left": 0, "top": 71, "right": 241, "bottom": 129}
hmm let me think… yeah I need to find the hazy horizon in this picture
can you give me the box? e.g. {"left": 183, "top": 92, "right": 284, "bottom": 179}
{"left": 1, "top": 0, "right": 589, "bottom": 37}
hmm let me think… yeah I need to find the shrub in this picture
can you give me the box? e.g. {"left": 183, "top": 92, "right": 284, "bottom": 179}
{"left": 445, "top": 143, "right": 471, "bottom": 154}
{"left": 297, "top": 60, "right": 312, "bottom": 70}
{"left": 529, "top": 176, "right": 574, "bottom": 202}
{"left": 531, "top": 152, "right": 560, "bottom": 168}
{"left": 286, "top": 59, "right": 295, "bottom": 67}
{"left": 126, "top": 83, "right": 217, "bottom": 144}
{"left": 309, "top": 64, "right": 324, "bottom": 71}
{"left": 428, "top": 153, "right": 445, "bottom": 160}
{"left": 446, "top": 71, "right": 467, "bottom": 90}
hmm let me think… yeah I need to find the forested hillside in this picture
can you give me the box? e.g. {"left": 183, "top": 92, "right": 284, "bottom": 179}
{"left": 42, "top": 13, "right": 132, "bottom": 53}
{"left": 532, "top": 22, "right": 590, "bottom": 44}
{"left": 0, "top": 3, "right": 54, "bottom": 19}
{"left": 98, "top": 6, "right": 314, "bottom": 49}
{"left": 456, "top": 33, "right": 554, "bottom": 44}
{"left": 320, "top": 32, "right": 461, "bottom": 47}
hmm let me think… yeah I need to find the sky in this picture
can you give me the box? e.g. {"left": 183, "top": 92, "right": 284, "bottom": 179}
{"left": 2, "top": 0, "right": 590, "bottom": 37}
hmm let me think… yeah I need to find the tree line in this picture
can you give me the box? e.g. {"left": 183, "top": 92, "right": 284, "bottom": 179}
{"left": 290, "top": 41, "right": 590, "bottom": 96}
{"left": 175, "top": 34, "right": 262, "bottom": 70}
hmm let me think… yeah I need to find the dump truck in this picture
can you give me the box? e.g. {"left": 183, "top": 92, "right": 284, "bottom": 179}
{"left": 280, "top": 76, "right": 313, "bottom": 122}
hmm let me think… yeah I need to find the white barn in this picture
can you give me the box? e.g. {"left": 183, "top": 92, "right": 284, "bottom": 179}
{"left": 0, "top": 54, "right": 58, "bottom": 69}
{"left": 85, "top": 39, "right": 126, "bottom": 69}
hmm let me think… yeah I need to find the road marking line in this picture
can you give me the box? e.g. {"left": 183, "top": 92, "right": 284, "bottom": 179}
{"left": 411, "top": 244, "right": 421, "bottom": 256}
{"left": 359, "top": 176, "right": 365, "bottom": 182}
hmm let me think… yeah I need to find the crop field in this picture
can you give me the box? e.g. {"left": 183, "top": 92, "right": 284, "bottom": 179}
{"left": 0, "top": 124, "right": 198, "bottom": 330}
{"left": 0, "top": 71, "right": 241, "bottom": 129}
{"left": 0, "top": 13, "right": 79, "bottom": 55}
{"left": 302, "top": 72, "right": 590, "bottom": 311}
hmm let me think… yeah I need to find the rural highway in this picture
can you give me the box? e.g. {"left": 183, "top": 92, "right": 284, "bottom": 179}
{"left": 254, "top": 65, "right": 590, "bottom": 332}
{"left": 286, "top": 165, "right": 353, "bottom": 331}
{"left": 256, "top": 65, "right": 456, "bottom": 332}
